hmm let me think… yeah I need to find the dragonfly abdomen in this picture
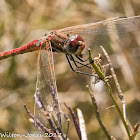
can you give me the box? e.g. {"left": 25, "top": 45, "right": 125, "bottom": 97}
{"left": 0, "top": 39, "right": 39, "bottom": 60}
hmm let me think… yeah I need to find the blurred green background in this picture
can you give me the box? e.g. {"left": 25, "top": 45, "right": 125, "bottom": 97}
{"left": 0, "top": 0, "right": 140, "bottom": 140}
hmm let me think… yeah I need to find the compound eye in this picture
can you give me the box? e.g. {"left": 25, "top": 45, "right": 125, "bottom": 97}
{"left": 75, "top": 35, "right": 83, "bottom": 41}
{"left": 68, "top": 39, "right": 78, "bottom": 49}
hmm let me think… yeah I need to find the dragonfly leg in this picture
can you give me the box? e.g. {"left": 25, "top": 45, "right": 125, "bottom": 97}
{"left": 76, "top": 55, "right": 89, "bottom": 62}
{"left": 66, "top": 55, "right": 99, "bottom": 77}
{"left": 69, "top": 55, "right": 91, "bottom": 69}
{"left": 75, "top": 60, "right": 92, "bottom": 69}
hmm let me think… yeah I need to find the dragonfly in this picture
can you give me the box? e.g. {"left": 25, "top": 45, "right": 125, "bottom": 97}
{"left": 0, "top": 15, "right": 140, "bottom": 132}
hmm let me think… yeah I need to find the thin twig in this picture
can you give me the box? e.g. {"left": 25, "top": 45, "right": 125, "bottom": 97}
{"left": 64, "top": 103, "right": 82, "bottom": 140}
{"left": 86, "top": 85, "right": 112, "bottom": 140}
{"left": 24, "top": 105, "right": 56, "bottom": 140}
{"left": 88, "top": 48, "right": 132, "bottom": 140}
{"left": 104, "top": 80, "right": 132, "bottom": 140}
{"left": 61, "top": 110, "right": 70, "bottom": 139}
{"left": 100, "top": 46, "right": 126, "bottom": 121}
{"left": 100, "top": 46, "right": 124, "bottom": 100}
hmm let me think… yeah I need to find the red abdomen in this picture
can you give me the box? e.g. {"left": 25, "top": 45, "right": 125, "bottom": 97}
{"left": 0, "top": 39, "right": 39, "bottom": 60}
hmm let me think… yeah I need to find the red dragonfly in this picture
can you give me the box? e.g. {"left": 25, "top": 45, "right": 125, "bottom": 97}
{"left": 0, "top": 16, "right": 140, "bottom": 131}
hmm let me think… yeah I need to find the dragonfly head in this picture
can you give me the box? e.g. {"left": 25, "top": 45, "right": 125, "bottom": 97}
{"left": 66, "top": 34, "right": 85, "bottom": 57}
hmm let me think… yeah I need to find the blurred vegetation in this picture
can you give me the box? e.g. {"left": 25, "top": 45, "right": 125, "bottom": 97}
{"left": 0, "top": 0, "right": 140, "bottom": 140}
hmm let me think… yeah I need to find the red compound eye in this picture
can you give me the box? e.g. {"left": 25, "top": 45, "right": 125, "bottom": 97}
{"left": 67, "top": 35, "right": 84, "bottom": 54}
{"left": 68, "top": 39, "right": 78, "bottom": 49}
{"left": 75, "top": 35, "right": 84, "bottom": 41}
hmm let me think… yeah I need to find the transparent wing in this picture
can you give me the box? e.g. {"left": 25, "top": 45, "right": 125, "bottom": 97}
{"left": 58, "top": 15, "right": 140, "bottom": 56}
{"left": 34, "top": 42, "right": 61, "bottom": 129}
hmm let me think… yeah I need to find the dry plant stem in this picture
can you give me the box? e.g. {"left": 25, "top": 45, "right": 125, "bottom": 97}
{"left": 86, "top": 85, "right": 112, "bottom": 140}
{"left": 88, "top": 49, "right": 132, "bottom": 140}
{"left": 64, "top": 103, "right": 82, "bottom": 140}
{"left": 100, "top": 46, "right": 126, "bottom": 121}
{"left": 38, "top": 111, "right": 66, "bottom": 140}
{"left": 60, "top": 111, "right": 70, "bottom": 140}
{"left": 48, "top": 116, "right": 63, "bottom": 137}
{"left": 104, "top": 82, "right": 131, "bottom": 140}
{"left": 24, "top": 105, "right": 56, "bottom": 140}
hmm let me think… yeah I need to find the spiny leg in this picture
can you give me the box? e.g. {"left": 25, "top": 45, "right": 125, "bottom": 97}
{"left": 66, "top": 54, "right": 99, "bottom": 78}
{"left": 69, "top": 54, "right": 92, "bottom": 69}
{"left": 76, "top": 55, "right": 89, "bottom": 62}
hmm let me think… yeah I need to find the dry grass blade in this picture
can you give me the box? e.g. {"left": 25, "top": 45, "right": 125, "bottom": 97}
{"left": 77, "top": 108, "right": 87, "bottom": 140}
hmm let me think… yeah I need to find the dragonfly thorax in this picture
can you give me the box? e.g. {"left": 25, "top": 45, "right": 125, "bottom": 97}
{"left": 47, "top": 31, "right": 85, "bottom": 57}
{"left": 66, "top": 34, "right": 85, "bottom": 57}
{"left": 48, "top": 31, "right": 68, "bottom": 53}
